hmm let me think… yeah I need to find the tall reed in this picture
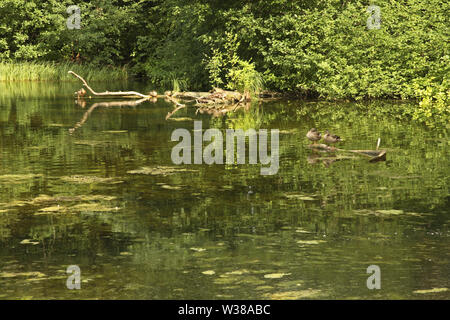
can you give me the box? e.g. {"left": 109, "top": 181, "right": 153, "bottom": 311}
{"left": 0, "top": 62, "right": 128, "bottom": 82}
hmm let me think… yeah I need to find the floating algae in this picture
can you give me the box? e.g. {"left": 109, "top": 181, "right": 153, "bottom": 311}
{"left": 224, "top": 269, "right": 250, "bottom": 276}
{"left": 0, "top": 174, "right": 43, "bottom": 184}
{"left": 19, "top": 239, "right": 40, "bottom": 245}
{"left": 32, "top": 194, "right": 116, "bottom": 203}
{"left": 255, "top": 285, "right": 274, "bottom": 291}
{"left": 69, "top": 203, "right": 118, "bottom": 213}
{"left": 284, "top": 193, "right": 316, "bottom": 201}
{"left": 74, "top": 140, "right": 110, "bottom": 147}
{"left": 213, "top": 277, "right": 237, "bottom": 285}
{"left": 202, "top": 270, "right": 216, "bottom": 275}
{"left": 264, "top": 289, "right": 322, "bottom": 300}
{"left": 352, "top": 209, "right": 423, "bottom": 217}
{"left": 61, "top": 175, "right": 123, "bottom": 184}
{"left": 160, "top": 184, "right": 183, "bottom": 190}
{"left": 0, "top": 271, "right": 45, "bottom": 278}
{"left": 296, "top": 240, "right": 326, "bottom": 245}
{"left": 264, "top": 273, "right": 291, "bottom": 279}
{"left": 413, "top": 288, "right": 448, "bottom": 294}
{"left": 167, "top": 117, "right": 194, "bottom": 122}
{"left": 39, "top": 205, "right": 63, "bottom": 212}
{"left": 127, "top": 166, "right": 198, "bottom": 176}
{"left": 190, "top": 247, "right": 206, "bottom": 252}
{"left": 276, "top": 280, "right": 303, "bottom": 288}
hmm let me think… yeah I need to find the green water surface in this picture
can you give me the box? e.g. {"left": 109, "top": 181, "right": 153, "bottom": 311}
{"left": 0, "top": 81, "right": 448, "bottom": 299}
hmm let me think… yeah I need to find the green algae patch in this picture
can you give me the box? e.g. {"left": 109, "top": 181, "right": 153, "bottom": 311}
{"left": 74, "top": 140, "right": 109, "bottom": 147}
{"left": 376, "top": 209, "right": 404, "bottom": 215}
{"left": 167, "top": 117, "right": 194, "bottom": 122}
{"left": 35, "top": 205, "right": 67, "bottom": 215}
{"left": 61, "top": 175, "right": 123, "bottom": 184}
{"left": 70, "top": 203, "right": 118, "bottom": 213}
{"left": 224, "top": 269, "right": 250, "bottom": 276}
{"left": 352, "top": 209, "right": 424, "bottom": 217}
{"left": 413, "top": 288, "right": 448, "bottom": 294}
{"left": 19, "top": 239, "right": 40, "bottom": 245}
{"left": 264, "top": 273, "right": 291, "bottom": 279}
{"left": 190, "top": 247, "right": 206, "bottom": 252}
{"left": 0, "top": 271, "right": 46, "bottom": 278}
{"left": 0, "top": 174, "right": 43, "bottom": 184}
{"left": 284, "top": 193, "right": 316, "bottom": 201}
{"left": 127, "top": 166, "right": 198, "bottom": 176}
{"left": 202, "top": 270, "right": 216, "bottom": 275}
{"left": 160, "top": 184, "right": 183, "bottom": 190}
{"left": 297, "top": 240, "right": 326, "bottom": 245}
{"left": 32, "top": 194, "right": 116, "bottom": 203}
{"left": 264, "top": 289, "right": 322, "bottom": 300}
{"left": 102, "top": 130, "right": 128, "bottom": 133}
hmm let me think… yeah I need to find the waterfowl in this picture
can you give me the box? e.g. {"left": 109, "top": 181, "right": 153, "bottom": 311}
{"left": 306, "top": 128, "right": 321, "bottom": 144}
{"left": 323, "top": 130, "right": 341, "bottom": 144}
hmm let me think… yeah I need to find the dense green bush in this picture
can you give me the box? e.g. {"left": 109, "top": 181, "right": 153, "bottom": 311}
{"left": 0, "top": 0, "right": 448, "bottom": 124}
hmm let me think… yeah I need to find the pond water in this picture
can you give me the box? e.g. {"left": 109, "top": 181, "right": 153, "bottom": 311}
{"left": 0, "top": 81, "right": 448, "bottom": 300}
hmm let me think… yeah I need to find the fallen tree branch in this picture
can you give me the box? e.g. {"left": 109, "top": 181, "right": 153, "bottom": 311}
{"left": 69, "top": 71, "right": 151, "bottom": 99}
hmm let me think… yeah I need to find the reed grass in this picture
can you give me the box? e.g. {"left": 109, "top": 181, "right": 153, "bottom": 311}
{"left": 0, "top": 62, "right": 128, "bottom": 82}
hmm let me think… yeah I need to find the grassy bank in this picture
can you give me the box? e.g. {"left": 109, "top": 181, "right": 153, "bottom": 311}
{"left": 0, "top": 62, "right": 128, "bottom": 82}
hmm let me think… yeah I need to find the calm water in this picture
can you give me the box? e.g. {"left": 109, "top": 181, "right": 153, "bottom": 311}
{"left": 0, "top": 81, "right": 448, "bottom": 299}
